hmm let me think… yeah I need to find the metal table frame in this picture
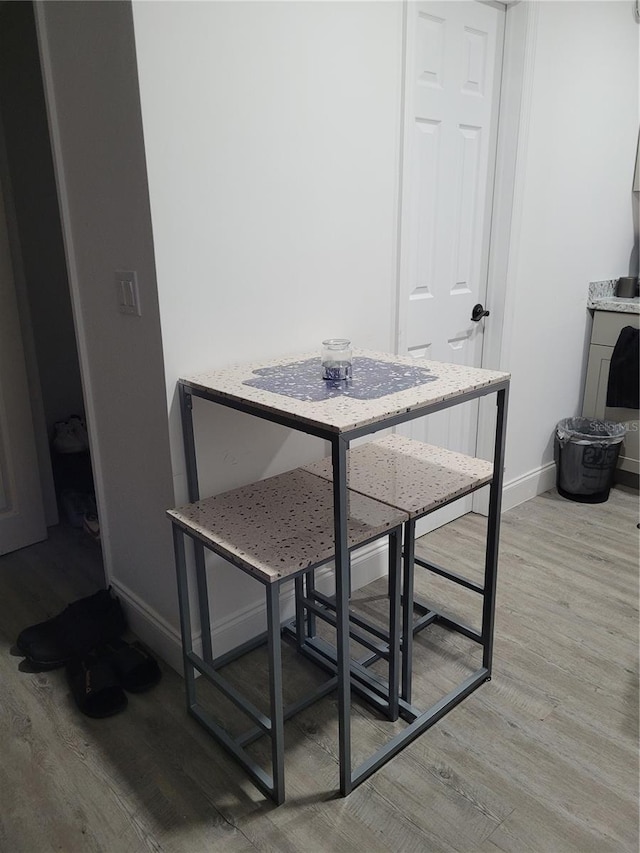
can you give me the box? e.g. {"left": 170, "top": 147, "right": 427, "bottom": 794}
{"left": 178, "top": 372, "right": 509, "bottom": 798}
{"left": 170, "top": 514, "right": 402, "bottom": 805}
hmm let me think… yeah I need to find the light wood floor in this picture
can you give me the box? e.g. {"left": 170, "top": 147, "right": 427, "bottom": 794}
{"left": 0, "top": 487, "right": 638, "bottom": 853}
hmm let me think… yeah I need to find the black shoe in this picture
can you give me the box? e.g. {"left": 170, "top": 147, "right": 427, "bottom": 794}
{"left": 16, "top": 588, "right": 127, "bottom": 669}
{"left": 100, "top": 639, "right": 162, "bottom": 693}
{"left": 66, "top": 653, "right": 128, "bottom": 718}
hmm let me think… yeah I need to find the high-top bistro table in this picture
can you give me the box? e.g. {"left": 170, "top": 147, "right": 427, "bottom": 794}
{"left": 172, "top": 349, "right": 509, "bottom": 800}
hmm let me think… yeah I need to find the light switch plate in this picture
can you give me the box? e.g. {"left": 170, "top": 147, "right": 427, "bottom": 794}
{"left": 115, "top": 270, "right": 141, "bottom": 316}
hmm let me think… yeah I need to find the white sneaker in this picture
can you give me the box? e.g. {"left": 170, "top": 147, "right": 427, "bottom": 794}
{"left": 53, "top": 420, "right": 85, "bottom": 454}
{"left": 67, "top": 416, "right": 89, "bottom": 451}
{"left": 83, "top": 512, "right": 100, "bottom": 541}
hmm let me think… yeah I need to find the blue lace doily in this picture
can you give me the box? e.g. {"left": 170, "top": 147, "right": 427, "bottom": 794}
{"left": 242, "top": 357, "right": 437, "bottom": 402}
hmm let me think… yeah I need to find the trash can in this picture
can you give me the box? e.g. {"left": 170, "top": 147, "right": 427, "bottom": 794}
{"left": 554, "top": 417, "right": 625, "bottom": 503}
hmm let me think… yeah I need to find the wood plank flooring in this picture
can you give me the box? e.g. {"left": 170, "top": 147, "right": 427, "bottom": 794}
{"left": 0, "top": 487, "right": 638, "bottom": 852}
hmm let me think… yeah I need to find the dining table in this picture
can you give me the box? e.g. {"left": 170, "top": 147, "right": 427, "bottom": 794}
{"left": 172, "top": 348, "right": 510, "bottom": 800}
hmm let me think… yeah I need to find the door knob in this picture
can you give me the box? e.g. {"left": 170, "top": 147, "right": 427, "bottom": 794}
{"left": 471, "top": 303, "right": 490, "bottom": 322}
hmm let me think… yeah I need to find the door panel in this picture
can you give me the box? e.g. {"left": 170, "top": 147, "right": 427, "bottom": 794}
{"left": 398, "top": 0, "right": 504, "bottom": 531}
{"left": 0, "top": 171, "right": 47, "bottom": 555}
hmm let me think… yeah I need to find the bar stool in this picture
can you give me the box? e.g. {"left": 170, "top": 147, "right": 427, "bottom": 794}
{"left": 167, "top": 466, "right": 407, "bottom": 804}
{"left": 302, "top": 434, "right": 494, "bottom": 703}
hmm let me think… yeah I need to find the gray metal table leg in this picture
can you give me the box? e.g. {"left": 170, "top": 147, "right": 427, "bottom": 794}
{"left": 294, "top": 576, "right": 306, "bottom": 651}
{"left": 172, "top": 524, "right": 196, "bottom": 708}
{"left": 482, "top": 385, "right": 509, "bottom": 672}
{"left": 401, "top": 518, "right": 416, "bottom": 704}
{"left": 179, "top": 384, "right": 214, "bottom": 664}
{"left": 332, "top": 434, "right": 352, "bottom": 796}
{"left": 304, "top": 570, "right": 317, "bottom": 638}
{"left": 388, "top": 528, "right": 402, "bottom": 722}
{"left": 266, "top": 583, "right": 285, "bottom": 804}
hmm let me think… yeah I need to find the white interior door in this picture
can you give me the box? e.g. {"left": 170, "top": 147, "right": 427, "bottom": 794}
{"left": 0, "top": 171, "right": 47, "bottom": 555}
{"left": 397, "top": 0, "right": 504, "bottom": 532}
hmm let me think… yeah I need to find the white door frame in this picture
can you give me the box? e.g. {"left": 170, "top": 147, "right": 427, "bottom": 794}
{"left": 0, "top": 100, "right": 58, "bottom": 528}
{"left": 393, "top": 1, "right": 538, "bottom": 495}
{"left": 33, "top": 1, "right": 114, "bottom": 579}
{"left": 474, "top": 0, "right": 538, "bottom": 477}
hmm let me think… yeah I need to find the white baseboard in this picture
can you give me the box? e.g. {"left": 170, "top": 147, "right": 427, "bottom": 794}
{"left": 501, "top": 461, "right": 556, "bottom": 512}
{"left": 109, "top": 578, "right": 186, "bottom": 674}
{"left": 111, "top": 538, "right": 390, "bottom": 676}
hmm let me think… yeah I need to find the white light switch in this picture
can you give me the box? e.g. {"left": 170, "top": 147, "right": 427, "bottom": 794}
{"left": 115, "top": 270, "right": 141, "bottom": 316}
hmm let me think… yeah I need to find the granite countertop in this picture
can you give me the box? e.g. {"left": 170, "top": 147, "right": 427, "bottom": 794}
{"left": 588, "top": 279, "right": 640, "bottom": 314}
{"left": 181, "top": 349, "right": 510, "bottom": 434}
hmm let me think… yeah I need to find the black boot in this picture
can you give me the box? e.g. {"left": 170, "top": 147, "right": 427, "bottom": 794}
{"left": 16, "top": 588, "right": 127, "bottom": 669}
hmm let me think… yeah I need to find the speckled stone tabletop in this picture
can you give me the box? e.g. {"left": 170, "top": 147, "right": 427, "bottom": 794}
{"left": 180, "top": 349, "right": 510, "bottom": 434}
{"left": 588, "top": 280, "right": 640, "bottom": 314}
{"left": 303, "top": 434, "right": 493, "bottom": 518}
{"left": 167, "top": 468, "right": 408, "bottom": 583}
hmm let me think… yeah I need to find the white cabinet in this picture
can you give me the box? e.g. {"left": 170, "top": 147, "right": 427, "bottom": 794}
{"left": 582, "top": 311, "right": 639, "bottom": 480}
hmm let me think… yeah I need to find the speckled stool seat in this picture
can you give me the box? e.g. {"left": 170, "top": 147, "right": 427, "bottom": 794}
{"left": 167, "top": 466, "right": 407, "bottom": 804}
{"left": 302, "top": 433, "right": 494, "bottom": 702}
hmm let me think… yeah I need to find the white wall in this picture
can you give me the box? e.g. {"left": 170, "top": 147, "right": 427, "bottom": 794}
{"left": 36, "top": 1, "right": 180, "bottom": 665}
{"left": 499, "top": 0, "right": 639, "bottom": 507}
{"left": 132, "top": 0, "right": 404, "bottom": 649}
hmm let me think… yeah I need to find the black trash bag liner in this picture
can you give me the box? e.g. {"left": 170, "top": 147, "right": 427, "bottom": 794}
{"left": 554, "top": 418, "right": 625, "bottom": 504}
{"left": 555, "top": 417, "right": 625, "bottom": 446}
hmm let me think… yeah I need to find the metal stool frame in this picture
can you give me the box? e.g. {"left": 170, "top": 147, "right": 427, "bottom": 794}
{"left": 287, "top": 385, "right": 509, "bottom": 728}
{"left": 170, "top": 518, "right": 403, "bottom": 805}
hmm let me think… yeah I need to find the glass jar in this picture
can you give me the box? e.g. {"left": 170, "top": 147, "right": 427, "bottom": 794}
{"left": 321, "top": 338, "right": 352, "bottom": 381}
